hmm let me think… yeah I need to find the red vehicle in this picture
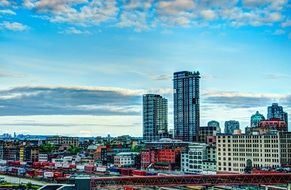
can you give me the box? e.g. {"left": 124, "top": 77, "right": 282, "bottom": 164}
{"left": 53, "top": 171, "right": 63, "bottom": 178}
{"left": 119, "top": 168, "right": 133, "bottom": 176}
{"left": 84, "top": 165, "right": 96, "bottom": 173}
{"left": 33, "top": 162, "right": 41, "bottom": 168}
{"left": 132, "top": 170, "right": 146, "bottom": 176}
{"left": 26, "top": 170, "right": 35, "bottom": 177}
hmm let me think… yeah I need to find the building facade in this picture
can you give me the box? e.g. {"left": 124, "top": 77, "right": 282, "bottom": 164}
{"left": 208, "top": 120, "right": 221, "bottom": 133}
{"left": 47, "top": 136, "right": 79, "bottom": 147}
{"left": 181, "top": 143, "right": 207, "bottom": 174}
{"left": 224, "top": 120, "right": 240, "bottom": 134}
{"left": 114, "top": 152, "right": 140, "bottom": 168}
{"left": 251, "top": 111, "right": 265, "bottom": 128}
{"left": 279, "top": 132, "right": 291, "bottom": 166}
{"left": 143, "top": 94, "right": 168, "bottom": 142}
{"left": 141, "top": 148, "right": 181, "bottom": 170}
{"left": 198, "top": 126, "right": 217, "bottom": 143}
{"left": 268, "top": 103, "right": 288, "bottom": 127}
{"left": 173, "top": 71, "right": 200, "bottom": 142}
{"left": 216, "top": 133, "right": 283, "bottom": 174}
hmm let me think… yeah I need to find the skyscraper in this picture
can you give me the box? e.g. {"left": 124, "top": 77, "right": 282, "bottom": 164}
{"left": 143, "top": 94, "right": 168, "bottom": 142}
{"left": 173, "top": 71, "right": 200, "bottom": 142}
{"left": 267, "top": 103, "right": 288, "bottom": 126}
{"left": 250, "top": 111, "right": 265, "bottom": 128}
{"left": 208, "top": 120, "right": 221, "bottom": 133}
{"left": 224, "top": 120, "right": 240, "bottom": 134}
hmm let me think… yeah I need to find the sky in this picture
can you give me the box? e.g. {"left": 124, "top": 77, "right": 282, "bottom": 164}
{"left": 0, "top": 0, "right": 291, "bottom": 137}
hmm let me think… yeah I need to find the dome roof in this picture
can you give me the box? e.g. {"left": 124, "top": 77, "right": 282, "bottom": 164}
{"left": 251, "top": 111, "right": 265, "bottom": 128}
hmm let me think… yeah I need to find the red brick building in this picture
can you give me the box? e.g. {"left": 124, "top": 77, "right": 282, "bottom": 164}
{"left": 141, "top": 148, "right": 181, "bottom": 170}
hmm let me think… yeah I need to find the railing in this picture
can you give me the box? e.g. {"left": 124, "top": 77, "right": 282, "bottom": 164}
{"left": 91, "top": 173, "right": 291, "bottom": 188}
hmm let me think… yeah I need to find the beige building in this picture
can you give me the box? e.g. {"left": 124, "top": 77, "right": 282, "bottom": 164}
{"left": 47, "top": 136, "right": 79, "bottom": 147}
{"left": 217, "top": 132, "right": 285, "bottom": 173}
{"left": 280, "top": 132, "right": 291, "bottom": 166}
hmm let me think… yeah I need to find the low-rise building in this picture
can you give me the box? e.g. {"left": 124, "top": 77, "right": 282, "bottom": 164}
{"left": 203, "top": 144, "right": 216, "bottom": 173}
{"left": 181, "top": 143, "right": 207, "bottom": 174}
{"left": 47, "top": 136, "right": 79, "bottom": 147}
{"left": 114, "top": 152, "right": 140, "bottom": 168}
{"left": 141, "top": 148, "right": 181, "bottom": 170}
{"left": 280, "top": 132, "right": 291, "bottom": 166}
{"left": 216, "top": 132, "right": 287, "bottom": 173}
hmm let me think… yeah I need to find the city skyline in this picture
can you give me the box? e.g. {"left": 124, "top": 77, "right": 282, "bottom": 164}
{"left": 1, "top": 0, "right": 291, "bottom": 136}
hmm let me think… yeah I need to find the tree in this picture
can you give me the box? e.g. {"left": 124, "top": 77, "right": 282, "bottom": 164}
{"left": 68, "top": 145, "right": 81, "bottom": 155}
{"left": 39, "top": 143, "right": 55, "bottom": 153}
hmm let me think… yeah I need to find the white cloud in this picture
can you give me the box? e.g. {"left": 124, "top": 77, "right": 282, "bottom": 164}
{"left": 0, "top": 0, "right": 10, "bottom": 6}
{"left": 282, "top": 19, "right": 291, "bottom": 27}
{"left": 25, "top": 0, "right": 117, "bottom": 26}
{"left": 61, "top": 27, "right": 90, "bottom": 34}
{"left": 0, "top": 21, "right": 28, "bottom": 31}
{"left": 201, "top": 9, "right": 216, "bottom": 20}
{"left": 1, "top": 0, "right": 290, "bottom": 33}
{"left": 0, "top": 9, "right": 15, "bottom": 15}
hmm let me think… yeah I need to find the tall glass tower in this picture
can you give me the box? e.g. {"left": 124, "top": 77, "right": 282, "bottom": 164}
{"left": 143, "top": 94, "right": 168, "bottom": 142}
{"left": 173, "top": 71, "right": 200, "bottom": 142}
{"left": 267, "top": 103, "right": 288, "bottom": 126}
{"left": 224, "top": 120, "right": 240, "bottom": 134}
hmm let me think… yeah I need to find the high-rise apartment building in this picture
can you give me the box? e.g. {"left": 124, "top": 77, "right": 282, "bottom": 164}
{"left": 143, "top": 94, "right": 168, "bottom": 142}
{"left": 268, "top": 103, "right": 288, "bottom": 126}
{"left": 173, "top": 71, "right": 200, "bottom": 142}
{"left": 224, "top": 120, "right": 240, "bottom": 134}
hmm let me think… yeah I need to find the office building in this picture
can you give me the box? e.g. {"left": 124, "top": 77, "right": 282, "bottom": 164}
{"left": 280, "top": 132, "right": 291, "bottom": 165}
{"left": 216, "top": 132, "right": 291, "bottom": 174}
{"left": 268, "top": 103, "right": 288, "bottom": 126}
{"left": 198, "top": 126, "right": 217, "bottom": 144}
{"left": 173, "top": 71, "right": 200, "bottom": 142}
{"left": 143, "top": 94, "right": 168, "bottom": 142}
{"left": 224, "top": 120, "right": 240, "bottom": 134}
{"left": 208, "top": 120, "right": 221, "bottom": 133}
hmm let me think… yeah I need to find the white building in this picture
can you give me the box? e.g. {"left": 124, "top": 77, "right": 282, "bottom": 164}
{"left": 202, "top": 145, "right": 216, "bottom": 173}
{"left": 38, "top": 153, "right": 48, "bottom": 162}
{"left": 217, "top": 133, "right": 281, "bottom": 173}
{"left": 181, "top": 143, "right": 207, "bottom": 174}
{"left": 114, "top": 152, "right": 139, "bottom": 168}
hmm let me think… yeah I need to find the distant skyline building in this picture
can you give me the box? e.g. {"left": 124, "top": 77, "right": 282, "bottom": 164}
{"left": 208, "top": 120, "right": 221, "bottom": 133}
{"left": 224, "top": 120, "right": 240, "bottom": 134}
{"left": 143, "top": 94, "right": 168, "bottom": 142}
{"left": 267, "top": 103, "right": 288, "bottom": 126}
{"left": 251, "top": 111, "right": 265, "bottom": 128}
{"left": 173, "top": 71, "right": 200, "bottom": 142}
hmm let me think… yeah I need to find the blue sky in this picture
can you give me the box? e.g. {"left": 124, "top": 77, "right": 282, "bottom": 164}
{"left": 0, "top": 0, "right": 291, "bottom": 136}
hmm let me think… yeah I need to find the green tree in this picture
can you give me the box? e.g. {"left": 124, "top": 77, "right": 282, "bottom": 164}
{"left": 39, "top": 143, "right": 55, "bottom": 153}
{"left": 26, "top": 182, "right": 32, "bottom": 189}
{"left": 68, "top": 145, "right": 81, "bottom": 155}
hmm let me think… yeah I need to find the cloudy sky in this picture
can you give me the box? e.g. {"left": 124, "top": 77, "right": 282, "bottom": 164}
{"left": 0, "top": 0, "right": 291, "bottom": 136}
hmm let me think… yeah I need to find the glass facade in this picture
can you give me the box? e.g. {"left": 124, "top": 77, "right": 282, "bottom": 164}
{"left": 143, "top": 94, "right": 168, "bottom": 142}
{"left": 208, "top": 120, "right": 221, "bottom": 133}
{"left": 250, "top": 111, "right": 265, "bottom": 128}
{"left": 267, "top": 103, "right": 288, "bottom": 126}
{"left": 224, "top": 120, "right": 240, "bottom": 134}
{"left": 173, "top": 71, "right": 200, "bottom": 142}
